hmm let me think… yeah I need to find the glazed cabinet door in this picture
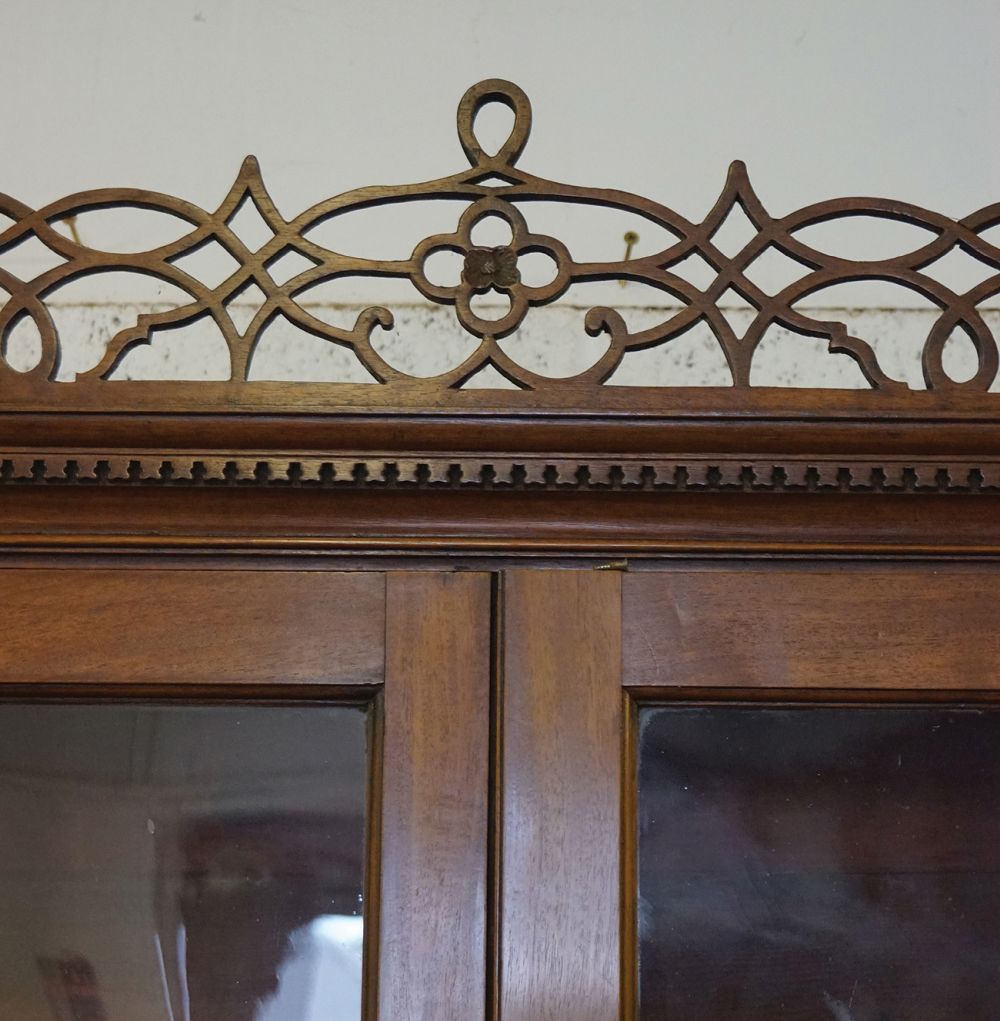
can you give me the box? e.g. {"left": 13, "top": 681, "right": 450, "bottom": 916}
{"left": 0, "top": 568, "right": 490, "bottom": 1021}
{"left": 498, "top": 565, "right": 1000, "bottom": 1021}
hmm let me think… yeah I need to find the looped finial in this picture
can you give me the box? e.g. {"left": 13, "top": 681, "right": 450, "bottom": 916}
{"left": 457, "top": 79, "right": 532, "bottom": 169}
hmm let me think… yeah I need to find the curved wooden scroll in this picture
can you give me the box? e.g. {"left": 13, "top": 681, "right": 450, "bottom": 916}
{"left": 1, "top": 80, "right": 999, "bottom": 414}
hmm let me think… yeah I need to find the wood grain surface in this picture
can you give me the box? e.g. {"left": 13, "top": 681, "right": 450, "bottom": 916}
{"left": 379, "top": 572, "right": 491, "bottom": 1021}
{"left": 624, "top": 565, "right": 1000, "bottom": 690}
{"left": 0, "top": 568, "right": 385, "bottom": 685}
{"left": 6, "top": 489, "right": 1000, "bottom": 559}
{"left": 500, "top": 570, "right": 623, "bottom": 1021}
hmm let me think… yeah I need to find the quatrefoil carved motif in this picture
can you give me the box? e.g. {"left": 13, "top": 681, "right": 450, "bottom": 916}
{"left": 412, "top": 198, "right": 571, "bottom": 339}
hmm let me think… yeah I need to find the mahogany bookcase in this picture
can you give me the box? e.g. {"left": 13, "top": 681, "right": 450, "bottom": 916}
{"left": 2, "top": 80, "right": 1000, "bottom": 1021}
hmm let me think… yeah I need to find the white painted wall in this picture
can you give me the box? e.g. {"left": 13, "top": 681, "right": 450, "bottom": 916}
{"left": 2, "top": 0, "right": 999, "bottom": 387}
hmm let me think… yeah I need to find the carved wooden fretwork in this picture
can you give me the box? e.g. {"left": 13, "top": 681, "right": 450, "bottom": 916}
{"left": 3, "top": 80, "right": 1000, "bottom": 414}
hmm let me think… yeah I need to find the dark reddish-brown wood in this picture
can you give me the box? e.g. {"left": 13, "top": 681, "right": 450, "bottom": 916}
{"left": 4, "top": 75, "right": 1000, "bottom": 1015}
{"left": 0, "top": 568, "right": 385, "bottom": 685}
{"left": 492, "top": 563, "right": 1000, "bottom": 1021}
{"left": 500, "top": 570, "right": 623, "bottom": 1021}
{"left": 623, "top": 565, "right": 1000, "bottom": 690}
{"left": 0, "top": 567, "right": 493, "bottom": 1021}
{"left": 8, "top": 411, "right": 1000, "bottom": 475}
{"left": 2, "top": 450, "right": 998, "bottom": 1021}
{"left": 379, "top": 572, "right": 491, "bottom": 1021}
{"left": 4, "top": 488, "right": 1000, "bottom": 558}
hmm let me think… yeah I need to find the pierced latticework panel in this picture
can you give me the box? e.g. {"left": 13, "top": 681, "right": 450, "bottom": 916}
{"left": 2, "top": 79, "right": 1000, "bottom": 413}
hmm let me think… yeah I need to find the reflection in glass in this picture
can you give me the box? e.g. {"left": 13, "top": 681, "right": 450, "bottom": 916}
{"left": 638, "top": 706, "right": 1000, "bottom": 1021}
{"left": 0, "top": 703, "right": 368, "bottom": 1021}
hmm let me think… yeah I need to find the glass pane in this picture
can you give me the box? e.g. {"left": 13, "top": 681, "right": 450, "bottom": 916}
{"left": 0, "top": 702, "right": 368, "bottom": 1021}
{"left": 638, "top": 705, "right": 1000, "bottom": 1021}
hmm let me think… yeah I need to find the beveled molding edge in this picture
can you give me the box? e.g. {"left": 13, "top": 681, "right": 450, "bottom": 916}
{"left": 1, "top": 453, "right": 999, "bottom": 492}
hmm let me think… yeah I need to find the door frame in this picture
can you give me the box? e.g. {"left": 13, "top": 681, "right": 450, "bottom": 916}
{"left": 0, "top": 567, "right": 492, "bottom": 1021}
{"left": 499, "top": 562, "right": 1000, "bottom": 1021}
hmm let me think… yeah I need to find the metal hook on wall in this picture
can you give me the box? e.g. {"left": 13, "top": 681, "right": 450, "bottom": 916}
{"left": 620, "top": 231, "right": 639, "bottom": 287}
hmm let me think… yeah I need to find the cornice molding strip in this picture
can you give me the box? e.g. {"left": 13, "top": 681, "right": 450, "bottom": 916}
{"left": 1, "top": 455, "right": 997, "bottom": 492}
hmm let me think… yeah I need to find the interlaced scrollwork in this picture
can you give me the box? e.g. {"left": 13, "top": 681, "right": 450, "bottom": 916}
{"left": 2, "top": 77, "right": 1000, "bottom": 404}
